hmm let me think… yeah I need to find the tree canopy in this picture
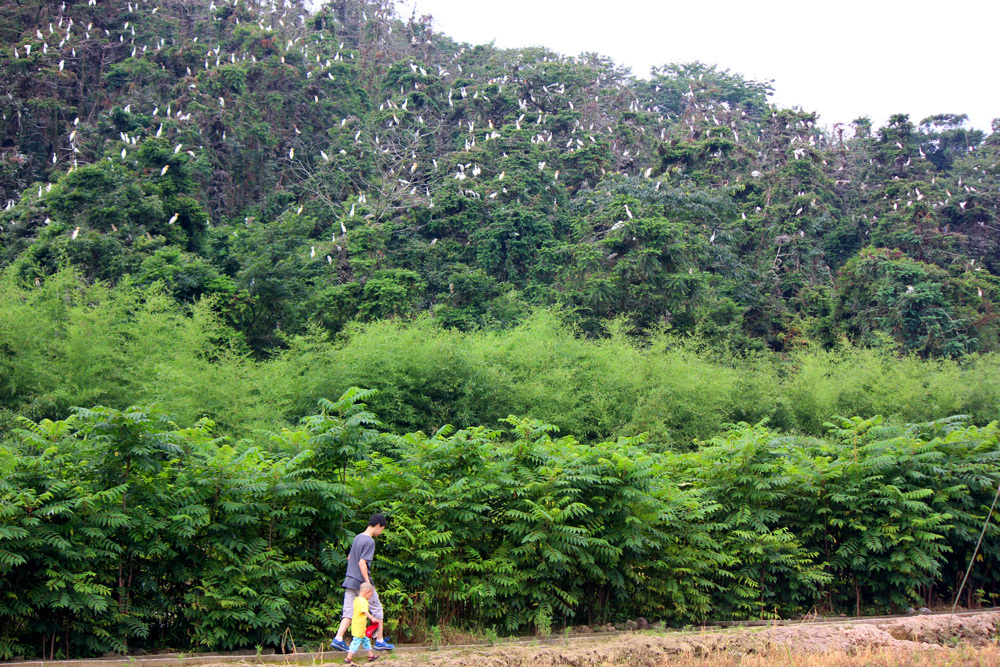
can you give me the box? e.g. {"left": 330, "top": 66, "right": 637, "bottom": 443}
{"left": 0, "top": 0, "right": 996, "bottom": 358}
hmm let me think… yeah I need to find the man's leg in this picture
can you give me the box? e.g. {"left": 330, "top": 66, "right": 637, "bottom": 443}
{"left": 368, "top": 588, "right": 392, "bottom": 648}
{"left": 332, "top": 589, "right": 357, "bottom": 649}
{"left": 368, "top": 588, "right": 384, "bottom": 640}
{"left": 336, "top": 617, "right": 351, "bottom": 640}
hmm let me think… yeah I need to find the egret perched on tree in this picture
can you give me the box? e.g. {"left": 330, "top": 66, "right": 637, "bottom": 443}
{"left": 160, "top": 165, "right": 169, "bottom": 176}
{"left": 168, "top": 213, "right": 179, "bottom": 224}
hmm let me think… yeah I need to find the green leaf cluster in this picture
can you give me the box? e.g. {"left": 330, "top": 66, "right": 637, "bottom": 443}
{"left": 3, "top": 397, "right": 999, "bottom": 658}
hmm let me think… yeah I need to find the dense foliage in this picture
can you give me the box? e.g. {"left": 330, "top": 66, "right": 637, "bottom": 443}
{"left": 5, "top": 270, "right": 1000, "bottom": 447}
{"left": 1, "top": 1, "right": 999, "bottom": 659}
{"left": 0, "top": 0, "right": 997, "bottom": 358}
{"left": 1, "top": 394, "right": 998, "bottom": 659}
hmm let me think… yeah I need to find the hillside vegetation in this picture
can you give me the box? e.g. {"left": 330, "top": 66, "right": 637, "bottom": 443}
{"left": 1, "top": 0, "right": 999, "bottom": 659}
{"left": 1, "top": 0, "right": 997, "bottom": 358}
{"left": 2, "top": 395, "right": 999, "bottom": 658}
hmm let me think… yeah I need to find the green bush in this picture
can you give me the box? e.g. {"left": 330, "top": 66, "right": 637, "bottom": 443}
{"left": 3, "top": 396, "right": 998, "bottom": 659}
{"left": 6, "top": 270, "right": 1000, "bottom": 448}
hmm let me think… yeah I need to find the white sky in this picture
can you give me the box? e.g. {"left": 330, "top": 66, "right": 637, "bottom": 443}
{"left": 390, "top": 0, "right": 997, "bottom": 133}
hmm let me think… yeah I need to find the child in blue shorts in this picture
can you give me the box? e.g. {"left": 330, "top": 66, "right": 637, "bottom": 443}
{"left": 346, "top": 583, "right": 380, "bottom": 664}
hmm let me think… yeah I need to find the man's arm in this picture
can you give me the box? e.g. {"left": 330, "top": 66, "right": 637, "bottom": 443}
{"left": 358, "top": 559, "right": 370, "bottom": 584}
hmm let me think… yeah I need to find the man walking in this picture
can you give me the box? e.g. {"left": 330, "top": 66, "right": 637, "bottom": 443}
{"left": 331, "top": 514, "right": 395, "bottom": 651}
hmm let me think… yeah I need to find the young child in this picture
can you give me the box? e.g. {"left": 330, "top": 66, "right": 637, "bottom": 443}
{"left": 346, "top": 583, "right": 381, "bottom": 664}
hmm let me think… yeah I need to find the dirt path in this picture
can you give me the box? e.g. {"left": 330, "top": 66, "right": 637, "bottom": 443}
{"left": 6, "top": 612, "right": 997, "bottom": 667}
{"left": 340, "top": 612, "right": 1000, "bottom": 667}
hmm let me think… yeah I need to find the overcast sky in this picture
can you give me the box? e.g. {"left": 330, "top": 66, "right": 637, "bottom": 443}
{"left": 391, "top": 0, "right": 997, "bottom": 133}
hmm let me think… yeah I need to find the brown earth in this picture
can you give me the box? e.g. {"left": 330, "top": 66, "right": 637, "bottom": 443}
{"left": 317, "top": 613, "right": 1000, "bottom": 667}
{"left": 876, "top": 610, "right": 1000, "bottom": 646}
{"left": 187, "top": 613, "right": 999, "bottom": 667}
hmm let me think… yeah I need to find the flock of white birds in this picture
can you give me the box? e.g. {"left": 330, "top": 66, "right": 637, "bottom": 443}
{"left": 3, "top": 0, "right": 994, "bottom": 258}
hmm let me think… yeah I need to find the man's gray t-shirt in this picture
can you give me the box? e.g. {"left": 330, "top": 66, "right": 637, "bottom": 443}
{"left": 342, "top": 533, "right": 376, "bottom": 590}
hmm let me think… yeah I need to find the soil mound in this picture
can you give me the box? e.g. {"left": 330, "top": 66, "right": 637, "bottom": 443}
{"left": 350, "top": 627, "right": 937, "bottom": 667}
{"left": 354, "top": 614, "right": 998, "bottom": 666}
{"left": 877, "top": 611, "right": 1000, "bottom": 646}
